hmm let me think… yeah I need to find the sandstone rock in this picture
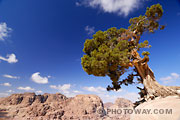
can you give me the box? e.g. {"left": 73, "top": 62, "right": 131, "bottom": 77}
{"left": 0, "top": 93, "right": 37, "bottom": 107}
{"left": 1, "top": 93, "right": 179, "bottom": 120}
{"left": 62, "top": 94, "right": 105, "bottom": 119}
{"left": 104, "top": 102, "right": 113, "bottom": 108}
{"left": 104, "top": 98, "right": 134, "bottom": 120}
{"left": 114, "top": 98, "right": 134, "bottom": 108}
{"left": 0, "top": 93, "right": 108, "bottom": 120}
{"left": 131, "top": 96, "right": 180, "bottom": 120}
{"left": 0, "top": 93, "right": 138, "bottom": 120}
{"left": 0, "top": 93, "right": 23, "bottom": 105}
{"left": 43, "top": 93, "right": 67, "bottom": 103}
{"left": 19, "top": 93, "right": 36, "bottom": 106}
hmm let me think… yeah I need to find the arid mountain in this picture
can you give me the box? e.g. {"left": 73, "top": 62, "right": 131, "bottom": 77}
{"left": 0, "top": 93, "right": 133, "bottom": 120}
{"left": 1, "top": 93, "right": 179, "bottom": 120}
{"left": 103, "top": 102, "right": 113, "bottom": 108}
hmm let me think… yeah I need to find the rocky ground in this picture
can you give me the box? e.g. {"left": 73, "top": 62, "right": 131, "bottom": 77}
{"left": 0, "top": 93, "right": 133, "bottom": 120}
{"left": 0, "top": 93, "right": 180, "bottom": 120}
{"left": 0, "top": 109, "right": 9, "bottom": 120}
{"left": 131, "top": 96, "right": 180, "bottom": 120}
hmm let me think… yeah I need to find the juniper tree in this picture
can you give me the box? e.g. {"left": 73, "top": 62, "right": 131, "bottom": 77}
{"left": 81, "top": 4, "right": 180, "bottom": 103}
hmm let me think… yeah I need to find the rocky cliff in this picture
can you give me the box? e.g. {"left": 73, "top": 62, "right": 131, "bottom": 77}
{"left": 0, "top": 93, "right": 133, "bottom": 120}
{"left": 1, "top": 93, "right": 179, "bottom": 120}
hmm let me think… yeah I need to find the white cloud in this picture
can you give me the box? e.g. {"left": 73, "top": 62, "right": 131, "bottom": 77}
{"left": 0, "top": 22, "right": 12, "bottom": 41}
{"left": 83, "top": 86, "right": 106, "bottom": 93}
{"left": 47, "top": 75, "right": 51, "bottom": 78}
{"left": 82, "top": 85, "right": 138, "bottom": 102}
{"left": 75, "top": 2, "right": 82, "bottom": 6}
{"left": 49, "top": 84, "right": 139, "bottom": 102}
{"left": 3, "top": 74, "right": 20, "bottom": 79}
{"left": 160, "top": 76, "right": 172, "bottom": 81}
{"left": 102, "top": 92, "right": 138, "bottom": 103}
{"left": 50, "top": 84, "right": 71, "bottom": 94}
{"left": 77, "top": 0, "right": 142, "bottom": 16}
{"left": 73, "top": 90, "right": 82, "bottom": 93}
{"left": 171, "top": 73, "right": 180, "bottom": 79}
{"left": 98, "top": 94, "right": 118, "bottom": 103}
{"left": 49, "top": 84, "right": 83, "bottom": 97}
{"left": 0, "top": 82, "right": 12, "bottom": 87}
{"left": 31, "top": 72, "right": 49, "bottom": 84}
{"left": 17, "top": 86, "right": 35, "bottom": 91}
{"left": 49, "top": 85, "right": 57, "bottom": 89}
{"left": 122, "top": 92, "right": 139, "bottom": 102}
{"left": 94, "top": 89, "right": 138, "bottom": 103}
{"left": 36, "top": 90, "right": 43, "bottom": 94}
{"left": 85, "top": 26, "right": 95, "bottom": 35}
{"left": 0, "top": 53, "right": 18, "bottom": 64}
{"left": 7, "top": 90, "right": 15, "bottom": 93}
{"left": 177, "top": 12, "right": 180, "bottom": 16}
{"left": 0, "top": 93, "right": 9, "bottom": 97}
{"left": 160, "top": 73, "right": 180, "bottom": 84}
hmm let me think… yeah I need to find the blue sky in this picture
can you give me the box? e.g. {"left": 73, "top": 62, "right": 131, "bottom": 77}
{"left": 0, "top": 0, "right": 180, "bottom": 103}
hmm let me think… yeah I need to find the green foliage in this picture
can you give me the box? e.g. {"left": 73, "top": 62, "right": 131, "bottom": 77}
{"left": 81, "top": 4, "right": 164, "bottom": 91}
{"left": 82, "top": 29, "right": 132, "bottom": 78}
{"left": 129, "top": 3, "right": 164, "bottom": 34}
{"left": 137, "top": 40, "right": 151, "bottom": 50}
{"left": 160, "top": 25, "right": 165, "bottom": 30}
{"left": 142, "top": 51, "right": 150, "bottom": 56}
{"left": 145, "top": 4, "right": 163, "bottom": 20}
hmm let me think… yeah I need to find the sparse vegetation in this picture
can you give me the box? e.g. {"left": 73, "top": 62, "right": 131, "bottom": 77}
{"left": 81, "top": 4, "right": 180, "bottom": 103}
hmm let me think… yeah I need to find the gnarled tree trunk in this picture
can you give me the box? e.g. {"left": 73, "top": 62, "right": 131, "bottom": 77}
{"left": 134, "top": 56, "right": 180, "bottom": 102}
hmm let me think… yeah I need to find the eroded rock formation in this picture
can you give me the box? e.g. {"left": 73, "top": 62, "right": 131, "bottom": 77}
{"left": 0, "top": 93, "right": 112, "bottom": 120}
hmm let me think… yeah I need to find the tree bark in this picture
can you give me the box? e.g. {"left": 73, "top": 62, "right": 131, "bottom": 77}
{"left": 134, "top": 56, "right": 180, "bottom": 101}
